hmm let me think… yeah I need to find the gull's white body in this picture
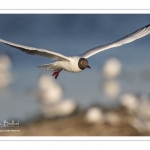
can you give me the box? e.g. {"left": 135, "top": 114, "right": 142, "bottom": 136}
{"left": 0, "top": 24, "right": 150, "bottom": 78}
{"left": 40, "top": 56, "right": 82, "bottom": 73}
{"left": 58, "top": 56, "right": 82, "bottom": 72}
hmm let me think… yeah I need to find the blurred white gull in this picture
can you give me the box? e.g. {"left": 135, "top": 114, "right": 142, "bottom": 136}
{"left": 102, "top": 57, "right": 122, "bottom": 79}
{"left": 0, "top": 54, "right": 13, "bottom": 89}
{"left": 102, "top": 57, "right": 121, "bottom": 100}
{"left": 0, "top": 24, "right": 150, "bottom": 79}
{"left": 34, "top": 74, "right": 77, "bottom": 118}
{"left": 42, "top": 99, "right": 77, "bottom": 118}
{"left": 128, "top": 117, "right": 147, "bottom": 133}
{"left": 38, "top": 74, "right": 62, "bottom": 104}
{"left": 103, "top": 80, "right": 120, "bottom": 99}
{"left": 84, "top": 107, "right": 104, "bottom": 124}
{"left": 0, "top": 54, "right": 11, "bottom": 71}
{"left": 120, "top": 93, "right": 139, "bottom": 112}
{"left": 137, "top": 94, "right": 150, "bottom": 120}
{"left": 119, "top": 93, "right": 150, "bottom": 133}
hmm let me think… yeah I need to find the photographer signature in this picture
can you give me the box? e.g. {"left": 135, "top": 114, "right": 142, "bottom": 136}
{"left": 0, "top": 120, "right": 19, "bottom": 127}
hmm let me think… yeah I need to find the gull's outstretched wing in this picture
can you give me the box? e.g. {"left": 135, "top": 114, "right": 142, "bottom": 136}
{"left": 0, "top": 38, "right": 70, "bottom": 61}
{"left": 80, "top": 24, "right": 150, "bottom": 58}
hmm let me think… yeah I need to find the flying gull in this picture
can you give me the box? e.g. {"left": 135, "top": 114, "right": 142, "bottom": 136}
{"left": 0, "top": 24, "right": 150, "bottom": 79}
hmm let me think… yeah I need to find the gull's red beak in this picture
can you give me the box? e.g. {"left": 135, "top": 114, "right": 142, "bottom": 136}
{"left": 86, "top": 65, "right": 91, "bottom": 69}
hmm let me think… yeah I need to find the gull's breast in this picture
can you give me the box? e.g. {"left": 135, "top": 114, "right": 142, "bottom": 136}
{"left": 57, "top": 56, "right": 82, "bottom": 73}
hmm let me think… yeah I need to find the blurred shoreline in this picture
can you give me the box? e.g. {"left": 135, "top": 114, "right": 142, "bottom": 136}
{"left": 0, "top": 108, "right": 150, "bottom": 136}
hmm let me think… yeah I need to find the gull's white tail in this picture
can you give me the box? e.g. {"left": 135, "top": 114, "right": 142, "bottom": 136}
{"left": 37, "top": 62, "right": 60, "bottom": 71}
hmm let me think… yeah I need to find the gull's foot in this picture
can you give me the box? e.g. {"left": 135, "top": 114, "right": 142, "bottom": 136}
{"left": 52, "top": 70, "right": 62, "bottom": 79}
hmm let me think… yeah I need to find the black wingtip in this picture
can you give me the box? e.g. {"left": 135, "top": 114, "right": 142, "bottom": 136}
{"left": 145, "top": 24, "right": 150, "bottom": 28}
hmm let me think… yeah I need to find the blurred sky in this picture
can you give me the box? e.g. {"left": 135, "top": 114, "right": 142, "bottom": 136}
{"left": 0, "top": 14, "right": 150, "bottom": 122}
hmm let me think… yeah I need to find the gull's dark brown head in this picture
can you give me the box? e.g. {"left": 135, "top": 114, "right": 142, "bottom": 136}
{"left": 78, "top": 58, "right": 91, "bottom": 70}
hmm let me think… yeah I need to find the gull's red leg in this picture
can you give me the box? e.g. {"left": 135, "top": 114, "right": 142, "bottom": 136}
{"left": 52, "top": 69, "right": 62, "bottom": 79}
{"left": 55, "top": 74, "right": 59, "bottom": 79}
{"left": 52, "top": 71, "right": 58, "bottom": 76}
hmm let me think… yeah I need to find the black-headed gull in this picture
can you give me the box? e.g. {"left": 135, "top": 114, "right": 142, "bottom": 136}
{"left": 0, "top": 24, "right": 150, "bottom": 79}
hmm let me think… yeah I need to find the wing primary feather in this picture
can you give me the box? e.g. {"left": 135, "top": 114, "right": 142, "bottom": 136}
{"left": 80, "top": 24, "right": 150, "bottom": 58}
{"left": 0, "top": 38, "right": 70, "bottom": 61}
